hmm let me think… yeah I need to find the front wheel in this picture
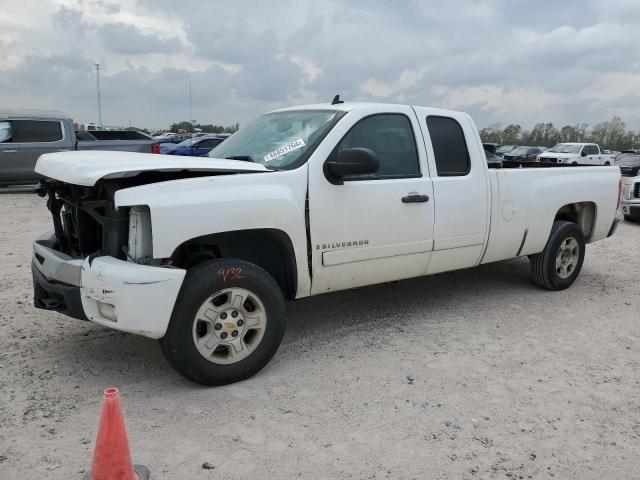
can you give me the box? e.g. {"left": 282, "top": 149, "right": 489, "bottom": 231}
{"left": 161, "top": 259, "right": 286, "bottom": 386}
{"left": 529, "top": 221, "right": 585, "bottom": 290}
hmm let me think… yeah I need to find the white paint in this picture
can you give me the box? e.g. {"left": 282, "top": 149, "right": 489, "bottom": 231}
{"left": 502, "top": 201, "right": 515, "bottom": 221}
{"left": 80, "top": 256, "right": 186, "bottom": 339}
{"left": 33, "top": 101, "right": 622, "bottom": 341}
{"left": 307, "top": 104, "right": 435, "bottom": 294}
{"left": 114, "top": 166, "right": 312, "bottom": 298}
{"left": 35, "top": 150, "right": 269, "bottom": 186}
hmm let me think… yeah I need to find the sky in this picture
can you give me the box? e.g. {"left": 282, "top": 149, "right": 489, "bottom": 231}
{"left": 1, "top": 0, "right": 640, "bottom": 130}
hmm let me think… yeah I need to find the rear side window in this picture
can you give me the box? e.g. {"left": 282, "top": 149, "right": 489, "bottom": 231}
{"left": 337, "top": 114, "right": 420, "bottom": 179}
{"left": 4, "top": 120, "right": 63, "bottom": 143}
{"left": 198, "top": 138, "right": 223, "bottom": 148}
{"left": 426, "top": 116, "right": 470, "bottom": 176}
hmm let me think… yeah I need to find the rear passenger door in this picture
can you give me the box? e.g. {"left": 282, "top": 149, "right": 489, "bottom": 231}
{"left": 413, "top": 108, "right": 490, "bottom": 274}
{"left": 0, "top": 119, "right": 70, "bottom": 184}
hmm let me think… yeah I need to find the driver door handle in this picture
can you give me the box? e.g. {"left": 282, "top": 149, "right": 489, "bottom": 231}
{"left": 402, "top": 193, "right": 429, "bottom": 203}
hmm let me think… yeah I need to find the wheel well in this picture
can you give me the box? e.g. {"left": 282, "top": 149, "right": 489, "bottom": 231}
{"left": 554, "top": 202, "right": 596, "bottom": 241}
{"left": 171, "top": 229, "right": 297, "bottom": 300}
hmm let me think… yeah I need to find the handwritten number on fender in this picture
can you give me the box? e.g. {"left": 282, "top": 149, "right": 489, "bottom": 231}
{"left": 218, "top": 267, "right": 244, "bottom": 282}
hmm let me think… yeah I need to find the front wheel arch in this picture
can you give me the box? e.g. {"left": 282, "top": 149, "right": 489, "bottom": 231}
{"left": 170, "top": 228, "right": 298, "bottom": 300}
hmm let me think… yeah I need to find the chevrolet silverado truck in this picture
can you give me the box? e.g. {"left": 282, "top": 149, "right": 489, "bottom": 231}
{"left": 0, "top": 109, "right": 159, "bottom": 187}
{"left": 31, "top": 102, "right": 622, "bottom": 386}
{"left": 537, "top": 143, "right": 616, "bottom": 166}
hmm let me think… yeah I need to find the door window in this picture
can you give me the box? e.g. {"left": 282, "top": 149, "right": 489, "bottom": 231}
{"left": 426, "top": 116, "right": 470, "bottom": 176}
{"left": 2, "top": 120, "right": 63, "bottom": 143}
{"left": 336, "top": 114, "right": 420, "bottom": 180}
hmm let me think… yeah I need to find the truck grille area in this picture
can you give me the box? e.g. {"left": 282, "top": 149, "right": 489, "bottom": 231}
{"left": 38, "top": 181, "right": 129, "bottom": 259}
{"left": 634, "top": 182, "right": 640, "bottom": 199}
{"left": 539, "top": 157, "right": 557, "bottom": 164}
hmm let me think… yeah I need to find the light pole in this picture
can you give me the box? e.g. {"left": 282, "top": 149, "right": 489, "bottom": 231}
{"left": 95, "top": 62, "right": 103, "bottom": 126}
{"left": 189, "top": 79, "right": 193, "bottom": 132}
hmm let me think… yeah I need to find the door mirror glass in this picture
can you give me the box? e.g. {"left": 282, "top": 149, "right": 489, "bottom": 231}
{"left": 581, "top": 150, "right": 587, "bottom": 157}
{"left": 324, "top": 147, "right": 379, "bottom": 185}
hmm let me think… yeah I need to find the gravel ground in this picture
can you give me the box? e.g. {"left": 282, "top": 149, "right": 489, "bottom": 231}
{"left": 0, "top": 192, "right": 639, "bottom": 479}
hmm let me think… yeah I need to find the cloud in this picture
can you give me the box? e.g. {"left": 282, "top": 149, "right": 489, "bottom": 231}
{"left": 1, "top": 0, "right": 639, "bottom": 130}
{"left": 98, "top": 22, "right": 182, "bottom": 55}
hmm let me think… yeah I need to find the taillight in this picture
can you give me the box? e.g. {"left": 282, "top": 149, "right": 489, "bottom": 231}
{"left": 617, "top": 179, "right": 623, "bottom": 209}
{"left": 151, "top": 144, "right": 160, "bottom": 154}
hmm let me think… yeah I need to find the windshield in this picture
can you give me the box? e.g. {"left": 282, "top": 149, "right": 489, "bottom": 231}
{"left": 497, "top": 145, "right": 516, "bottom": 153}
{"left": 548, "top": 144, "right": 581, "bottom": 153}
{"left": 508, "top": 146, "right": 528, "bottom": 155}
{"left": 208, "top": 110, "right": 341, "bottom": 169}
{"left": 616, "top": 155, "right": 640, "bottom": 166}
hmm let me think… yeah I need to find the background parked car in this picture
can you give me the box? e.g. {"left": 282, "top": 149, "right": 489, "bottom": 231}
{"left": 503, "top": 146, "right": 545, "bottom": 162}
{"left": 496, "top": 144, "right": 517, "bottom": 155}
{"left": 484, "top": 149, "right": 503, "bottom": 168}
{"left": 160, "top": 135, "right": 227, "bottom": 156}
{"left": 155, "top": 133, "right": 190, "bottom": 144}
{"left": 615, "top": 150, "right": 640, "bottom": 163}
{"left": 537, "top": 143, "right": 616, "bottom": 165}
{"left": 0, "top": 109, "right": 159, "bottom": 186}
{"left": 616, "top": 152, "right": 640, "bottom": 177}
{"left": 619, "top": 154, "right": 640, "bottom": 222}
{"left": 483, "top": 142, "right": 500, "bottom": 155}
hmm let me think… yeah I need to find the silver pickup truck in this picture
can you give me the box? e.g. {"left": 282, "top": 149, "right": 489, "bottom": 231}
{"left": 0, "top": 109, "right": 160, "bottom": 187}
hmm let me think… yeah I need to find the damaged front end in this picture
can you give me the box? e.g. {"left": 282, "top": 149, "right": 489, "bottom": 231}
{"left": 32, "top": 178, "right": 186, "bottom": 338}
{"left": 36, "top": 179, "right": 130, "bottom": 261}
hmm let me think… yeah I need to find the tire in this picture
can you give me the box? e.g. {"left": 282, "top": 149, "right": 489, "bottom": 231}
{"left": 604, "top": 161, "right": 611, "bottom": 166}
{"left": 161, "top": 258, "right": 286, "bottom": 386}
{"left": 529, "top": 221, "right": 585, "bottom": 291}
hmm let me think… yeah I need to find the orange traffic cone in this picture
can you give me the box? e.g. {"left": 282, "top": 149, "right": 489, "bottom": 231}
{"left": 82, "top": 387, "right": 150, "bottom": 480}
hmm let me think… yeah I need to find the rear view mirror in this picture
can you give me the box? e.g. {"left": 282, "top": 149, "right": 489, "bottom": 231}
{"left": 324, "top": 147, "right": 379, "bottom": 185}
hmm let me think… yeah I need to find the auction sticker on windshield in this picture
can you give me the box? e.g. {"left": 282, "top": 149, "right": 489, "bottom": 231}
{"left": 264, "top": 139, "right": 306, "bottom": 162}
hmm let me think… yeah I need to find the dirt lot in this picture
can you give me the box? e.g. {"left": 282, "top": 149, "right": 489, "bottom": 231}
{"left": 0, "top": 192, "right": 639, "bottom": 479}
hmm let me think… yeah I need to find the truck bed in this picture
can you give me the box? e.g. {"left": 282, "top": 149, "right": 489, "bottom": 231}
{"left": 481, "top": 165, "right": 620, "bottom": 265}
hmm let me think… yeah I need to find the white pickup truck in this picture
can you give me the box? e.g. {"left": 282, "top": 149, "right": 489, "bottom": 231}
{"left": 537, "top": 142, "right": 616, "bottom": 166}
{"left": 31, "top": 102, "right": 622, "bottom": 386}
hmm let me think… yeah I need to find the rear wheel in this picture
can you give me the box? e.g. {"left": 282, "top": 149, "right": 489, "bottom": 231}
{"left": 161, "top": 259, "right": 286, "bottom": 386}
{"left": 529, "top": 221, "right": 585, "bottom": 290}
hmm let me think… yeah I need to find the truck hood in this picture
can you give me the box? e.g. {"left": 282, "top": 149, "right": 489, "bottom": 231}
{"left": 35, "top": 150, "right": 269, "bottom": 186}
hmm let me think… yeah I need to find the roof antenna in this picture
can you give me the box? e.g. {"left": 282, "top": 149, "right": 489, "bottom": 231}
{"left": 331, "top": 94, "right": 344, "bottom": 105}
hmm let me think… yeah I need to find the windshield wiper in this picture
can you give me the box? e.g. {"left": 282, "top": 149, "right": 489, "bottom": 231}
{"left": 225, "top": 155, "right": 254, "bottom": 162}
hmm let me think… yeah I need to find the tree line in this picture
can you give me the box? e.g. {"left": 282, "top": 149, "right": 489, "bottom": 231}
{"left": 479, "top": 116, "right": 640, "bottom": 151}
{"left": 169, "top": 121, "right": 240, "bottom": 134}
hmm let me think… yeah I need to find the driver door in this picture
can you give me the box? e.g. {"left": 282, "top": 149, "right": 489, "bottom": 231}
{"left": 307, "top": 105, "right": 435, "bottom": 294}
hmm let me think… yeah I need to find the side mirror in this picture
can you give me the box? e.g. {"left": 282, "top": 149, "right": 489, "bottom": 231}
{"left": 581, "top": 150, "right": 587, "bottom": 157}
{"left": 323, "top": 148, "right": 379, "bottom": 185}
